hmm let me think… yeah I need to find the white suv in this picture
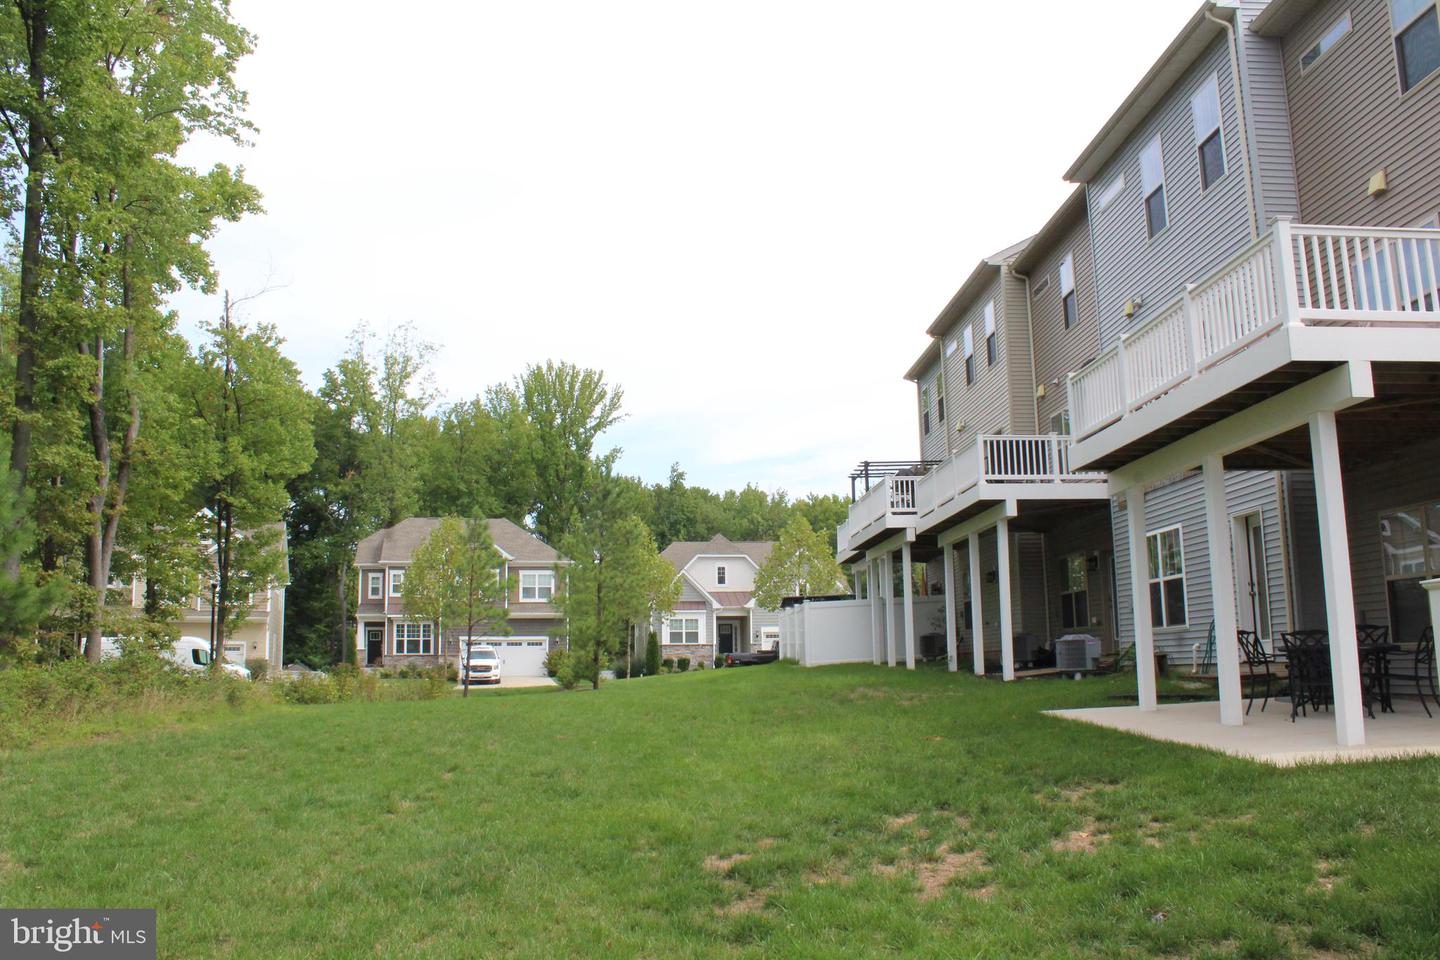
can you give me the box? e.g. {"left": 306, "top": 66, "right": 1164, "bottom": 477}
{"left": 461, "top": 645, "right": 502, "bottom": 686}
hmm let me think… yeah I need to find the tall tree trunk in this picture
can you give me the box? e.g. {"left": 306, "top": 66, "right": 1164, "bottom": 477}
{"left": 336, "top": 560, "right": 349, "bottom": 663}
{"left": 5, "top": 2, "right": 49, "bottom": 578}
{"left": 591, "top": 553, "right": 603, "bottom": 690}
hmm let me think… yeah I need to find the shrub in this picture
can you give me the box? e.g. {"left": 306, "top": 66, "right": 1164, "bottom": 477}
{"left": 419, "top": 666, "right": 451, "bottom": 700}
{"left": 645, "top": 633, "right": 661, "bottom": 677}
{"left": 279, "top": 673, "right": 337, "bottom": 705}
{"left": 544, "top": 647, "right": 568, "bottom": 678}
{"left": 662, "top": 657, "right": 675, "bottom": 671}
{"left": 245, "top": 658, "right": 269, "bottom": 683}
{"left": 714, "top": 655, "right": 726, "bottom": 669}
{"left": 676, "top": 656, "right": 690, "bottom": 673}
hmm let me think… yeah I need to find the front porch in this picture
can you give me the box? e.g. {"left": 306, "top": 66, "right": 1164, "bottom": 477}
{"left": 1050, "top": 698, "right": 1440, "bottom": 766}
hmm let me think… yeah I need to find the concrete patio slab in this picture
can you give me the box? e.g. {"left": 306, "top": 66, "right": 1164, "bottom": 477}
{"left": 1047, "top": 698, "right": 1440, "bottom": 766}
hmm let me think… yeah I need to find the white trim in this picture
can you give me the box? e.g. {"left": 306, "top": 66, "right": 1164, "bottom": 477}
{"left": 366, "top": 571, "right": 383, "bottom": 600}
{"left": 1145, "top": 524, "right": 1188, "bottom": 629}
{"left": 388, "top": 567, "right": 405, "bottom": 597}
{"left": 392, "top": 620, "right": 434, "bottom": 656}
{"left": 519, "top": 569, "right": 556, "bottom": 602}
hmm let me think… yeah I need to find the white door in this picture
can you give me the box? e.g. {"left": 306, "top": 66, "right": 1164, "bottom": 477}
{"left": 489, "top": 637, "right": 550, "bottom": 676}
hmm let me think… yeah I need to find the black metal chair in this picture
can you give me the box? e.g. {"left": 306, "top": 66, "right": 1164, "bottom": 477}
{"left": 1280, "top": 631, "right": 1332, "bottom": 720}
{"left": 1356, "top": 623, "right": 1393, "bottom": 715}
{"left": 1237, "top": 630, "right": 1282, "bottom": 714}
{"left": 1386, "top": 626, "right": 1438, "bottom": 718}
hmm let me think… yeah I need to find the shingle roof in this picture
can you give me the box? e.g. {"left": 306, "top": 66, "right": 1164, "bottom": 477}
{"left": 660, "top": 534, "right": 774, "bottom": 572}
{"left": 355, "top": 517, "right": 563, "bottom": 565}
{"left": 711, "top": 591, "right": 754, "bottom": 608}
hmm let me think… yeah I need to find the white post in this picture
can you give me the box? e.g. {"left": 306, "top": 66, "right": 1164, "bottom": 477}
{"left": 943, "top": 545, "right": 958, "bottom": 672}
{"left": 968, "top": 532, "right": 985, "bottom": 676}
{"left": 354, "top": 619, "right": 365, "bottom": 663}
{"left": 867, "top": 560, "right": 880, "bottom": 665}
{"left": 1203, "top": 455, "right": 1243, "bottom": 726}
{"left": 1183, "top": 283, "right": 1200, "bottom": 374}
{"left": 884, "top": 555, "right": 897, "bottom": 668}
{"left": 1126, "top": 489, "right": 1159, "bottom": 711}
{"left": 1272, "top": 218, "right": 1303, "bottom": 325}
{"left": 997, "top": 519, "right": 1015, "bottom": 682}
{"left": 1424, "top": 579, "right": 1440, "bottom": 693}
{"left": 1117, "top": 333, "right": 1131, "bottom": 412}
{"left": 1310, "top": 410, "right": 1366, "bottom": 747}
{"left": 901, "top": 541, "right": 916, "bottom": 670}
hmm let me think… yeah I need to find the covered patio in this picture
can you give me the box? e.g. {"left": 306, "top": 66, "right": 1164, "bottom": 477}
{"left": 1049, "top": 698, "right": 1440, "bottom": 766}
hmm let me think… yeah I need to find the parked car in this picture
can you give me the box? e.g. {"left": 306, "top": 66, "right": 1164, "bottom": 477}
{"left": 170, "top": 637, "right": 251, "bottom": 679}
{"left": 724, "top": 649, "right": 779, "bottom": 667}
{"left": 461, "top": 645, "right": 502, "bottom": 685}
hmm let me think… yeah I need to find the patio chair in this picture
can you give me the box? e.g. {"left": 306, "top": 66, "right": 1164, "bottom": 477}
{"left": 1386, "top": 627, "right": 1437, "bottom": 718}
{"left": 1279, "top": 631, "right": 1332, "bottom": 721}
{"left": 1356, "top": 623, "right": 1390, "bottom": 645}
{"left": 1237, "top": 630, "right": 1283, "bottom": 715}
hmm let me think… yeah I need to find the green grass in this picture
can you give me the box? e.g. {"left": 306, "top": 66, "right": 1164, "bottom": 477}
{"left": 2, "top": 664, "right": 1439, "bottom": 959}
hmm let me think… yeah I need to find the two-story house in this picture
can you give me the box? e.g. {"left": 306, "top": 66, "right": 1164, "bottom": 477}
{"left": 1061, "top": 0, "right": 1440, "bottom": 748}
{"left": 655, "top": 535, "right": 779, "bottom": 664}
{"left": 353, "top": 517, "right": 569, "bottom": 674}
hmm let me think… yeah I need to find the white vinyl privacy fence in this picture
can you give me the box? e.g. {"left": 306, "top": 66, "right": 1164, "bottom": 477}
{"left": 779, "top": 599, "right": 874, "bottom": 667}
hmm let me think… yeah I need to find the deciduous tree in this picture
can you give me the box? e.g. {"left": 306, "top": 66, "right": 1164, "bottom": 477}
{"left": 753, "top": 516, "right": 847, "bottom": 611}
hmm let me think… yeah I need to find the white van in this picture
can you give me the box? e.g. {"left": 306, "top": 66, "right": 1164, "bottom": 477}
{"left": 169, "top": 637, "right": 251, "bottom": 679}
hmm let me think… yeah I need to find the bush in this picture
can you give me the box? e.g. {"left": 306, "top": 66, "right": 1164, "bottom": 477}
{"left": 676, "top": 656, "right": 690, "bottom": 673}
{"left": 544, "top": 647, "right": 568, "bottom": 678}
{"left": 645, "top": 633, "right": 661, "bottom": 677}
{"left": 714, "top": 655, "right": 726, "bottom": 669}
{"left": 279, "top": 673, "right": 337, "bottom": 705}
{"left": 419, "top": 666, "right": 451, "bottom": 700}
{"left": 662, "top": 657, "right": 675, "bottom": 671}
{"left": 245, "top": 658, "right": 269, "bottom": 683}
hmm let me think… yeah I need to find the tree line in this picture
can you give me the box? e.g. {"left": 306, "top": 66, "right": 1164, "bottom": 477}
{"left": 0, "top": 1, "right": 848, "bottom": 668}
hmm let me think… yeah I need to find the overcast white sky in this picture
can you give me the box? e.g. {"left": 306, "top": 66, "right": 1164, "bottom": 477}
{"left": 171, "top": 0, "right": 1203, "bottom": 498}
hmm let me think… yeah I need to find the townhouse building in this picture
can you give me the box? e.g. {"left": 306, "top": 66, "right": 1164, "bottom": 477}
{"left": 835, "top": 0, "right": 1440, "bottom": 750}
{"left": 353, "top": 517, "right": 570, "bottom": 674}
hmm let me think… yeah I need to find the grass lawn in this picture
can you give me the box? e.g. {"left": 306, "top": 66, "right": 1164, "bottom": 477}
{"left": 3, "top": 664, "right": 1439, "bottom": 959}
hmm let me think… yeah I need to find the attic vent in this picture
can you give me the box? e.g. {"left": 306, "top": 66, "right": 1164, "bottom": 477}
{"left": 1032, "top": 277, "right": 1052, "bottom": 296}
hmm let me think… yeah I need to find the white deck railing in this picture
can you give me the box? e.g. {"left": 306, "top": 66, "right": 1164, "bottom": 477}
{"left": 917, "top": 435, "right": 1102, "bottom": 520}
{"left": 1069, "top": 220, "right": 1440, "bottom": 439}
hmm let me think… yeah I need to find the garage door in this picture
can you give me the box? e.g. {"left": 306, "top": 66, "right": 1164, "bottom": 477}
{"left": 485, "top": 637, "right": 550, "bottom": 677}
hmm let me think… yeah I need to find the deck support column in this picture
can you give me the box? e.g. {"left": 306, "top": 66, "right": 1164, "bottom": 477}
{"left": 901, "top": 541, "right": 916, "bottom": 670}
{"left": 883, "top": 554, "right": 897, "bottom": 668}
{"left": 943, "top": 545, "right": 958, "bottom": 672}
{"left": 1126, "top": 488, "right": 1159, "bottom": 711}
{"left": 997, "top": 518, "right": 1015, "bottom": 682}
{"left": 968, "top": 532, "right": 985, "bottom": 676}
{"left": 1203, "top": 455, "right": 1244, "bottom": 726}
{"left": 1310, "top": 410, "right": 1366, "bottom": 747}
{"left": 868, "top": 559, "right": 882, "bottom": 665}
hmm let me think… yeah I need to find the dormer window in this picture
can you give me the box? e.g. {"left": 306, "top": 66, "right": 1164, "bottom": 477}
{"left": 717, "top": 565, "right": 728, "bottom": 586}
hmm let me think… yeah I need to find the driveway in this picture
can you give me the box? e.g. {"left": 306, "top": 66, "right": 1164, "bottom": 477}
{"left": 456, "top": 675, "right": 557, "bottom": 691}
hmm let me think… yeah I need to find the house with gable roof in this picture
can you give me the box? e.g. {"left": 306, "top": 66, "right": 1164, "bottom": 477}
{"left": 655, "top": 535, "right": 780, "bottom": 663}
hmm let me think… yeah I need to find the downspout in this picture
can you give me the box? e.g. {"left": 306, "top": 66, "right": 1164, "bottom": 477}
{"left": 1011, "top": 266, "right": 1041, "bottom": 432}
{"left": 1206, "top": 6, "right": 1259, "bottom": 241}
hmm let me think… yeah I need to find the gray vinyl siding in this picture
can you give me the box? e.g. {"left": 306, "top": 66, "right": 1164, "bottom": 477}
{"left": 938, "top": 273, "right": 1024, "bottom": 449}
{"left": 1042, "top": 505, "right": 1116, "bottom": 650}
{"left": 1003, "top": 270, "right": 1038, "bottom": 435}
{"left": 1088, "top": 37, "right": 1256, "bottom": 348}
{"left": 1338, "top": 438, "right": 1440, "bottom": 637}
{"left": 1282, "top": 0, "right": 1440, "bottom": 228}
{"left": 1236, "top": 0, "right": 1301, "bottom": 225}
{"left": 1112, "top": 470, "right": 1291, "bottom": 663}
{"left": 917, "top": 361, "right": 945, "bottom": 462}
{"left": 1028, "top": 216, "right": 1100, "bottom": 432}
{"left": 948, "top": 528, "right": 1031, "bottom": 662}
{"left": 1016, "top": 531, "right": 1048, "bottom": 643}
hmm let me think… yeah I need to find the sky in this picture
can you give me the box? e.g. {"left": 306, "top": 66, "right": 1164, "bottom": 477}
{"left": 170, "top": 0, "right": 1205, "bottom": 499}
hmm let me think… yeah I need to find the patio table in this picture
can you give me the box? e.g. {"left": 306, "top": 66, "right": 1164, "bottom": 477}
{"left": 1279, "top": 632, "right": 1400, "bottom": 719}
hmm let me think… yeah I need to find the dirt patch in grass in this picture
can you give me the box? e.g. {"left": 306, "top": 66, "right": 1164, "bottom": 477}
{"left": 716, "top": 887, "right": 770, "bottom": 917}
{"left": 840, "top": 687, "right": 930, "bottom": 706}
{"left": 1141, "top": 820, "right": 1167, "bottom": 848}
{"left": 1047, "top": 782, "right": 1120, "bottom": 804}
{"left": 969, "top": 884, "right": 997, "bottom": 901}
{"left": 0, "top": 850, "right": 23, "bottom": 877}
{"left": 873, "top": 843, "right": 990, "bottom": 901}
{"left": 1052, "top": 818, "right": 1110, "bottom": 853}
{"left": 703, "top": 852, "right": 752, "bottom": 874}
{"left": 805, "top": 861, "right": 854, "bottom": 887}
{"left": 886, "top": 813, "right": 918, "bottom": 830}
{"left": 1313, "top": 860, "right": 1338, "bottom": 893}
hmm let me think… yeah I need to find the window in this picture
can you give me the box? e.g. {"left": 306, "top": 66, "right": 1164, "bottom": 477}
{"left": 1059, "top": 253, "right": 1077, "bottom": 328}
{"left": 962, "top": 327, "right": 975, "bottom": 385}
{"left": 389, "top": 568, "right": 405, "bottom": 596}
{"left": 668, "top": 617, "right": 700, "bottom": 645}
{"left": 1381, "top": 500, "right": 1440, "bottom": 641}
{"left": 983, "top": 301, "right": 997, "bottom": 366}
{"left": 1391, "top": 0, "right": 1440, "bottom": 92}
{"left": 1060, "top": 554, "right": 1089, "bottom": 630}
{"left": 1140, "top": 136, "right": 1168, "bottom": 238}
{"left": 717, "top": 565, "right": 728, "bottom": 586}
{"left": 1146, "top": 526, "right": 1187, "bottom": 627}
{"left": 1094, "top": 174, "right": 1125, "bottom": 213}
{"left": 395, "top": 621, "right": 433, "bottom": 655}
{"left": 367, "top": 572, "right": 383, "bottom": 600}
{"left": 921, "top": 387, "right": 931, "bottom": 435}
{"left": 944, "top": 338, "right": 957, "bottom": 357}
{"left": 1301, "top": 11, "right": 1352, "bottom": 71}
{"left": 1191, "top": 74, "right": 1225, "bottom": 190}
{"left": 936, "top": 371, "right": 946, "bottom": 422}
{"left": 519, "top": 570, "right": 555, "bottom": 602}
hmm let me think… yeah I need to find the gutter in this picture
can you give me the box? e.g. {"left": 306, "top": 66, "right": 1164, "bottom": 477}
{"left": 1206, "top": 5, "right": 1260, "bottom": 240}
